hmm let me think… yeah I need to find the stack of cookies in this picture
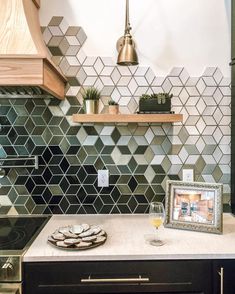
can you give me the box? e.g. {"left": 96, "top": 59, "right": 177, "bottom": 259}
{"left": 48, "top": 223, "right": 106, "bottom": 250}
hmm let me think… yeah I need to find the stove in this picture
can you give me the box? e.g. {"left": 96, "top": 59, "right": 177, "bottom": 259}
{"left": 0, "top": 216, "right": 49, "bottom": 294}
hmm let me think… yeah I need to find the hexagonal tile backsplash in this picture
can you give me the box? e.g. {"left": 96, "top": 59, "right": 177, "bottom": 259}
{"left": 0, "top": 17, "right": 231, "bottom": 215}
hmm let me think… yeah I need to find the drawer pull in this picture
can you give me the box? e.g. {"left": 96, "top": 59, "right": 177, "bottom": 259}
{"left": 81, "top": 275, "right": 149, "bottom": 283}
{"left": 218, "top": 267, "right": 224, "bottom": 294}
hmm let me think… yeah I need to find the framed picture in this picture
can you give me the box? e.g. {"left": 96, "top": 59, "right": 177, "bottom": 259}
{"left": 165, "top": 180, "right": 223, "bottom": 234}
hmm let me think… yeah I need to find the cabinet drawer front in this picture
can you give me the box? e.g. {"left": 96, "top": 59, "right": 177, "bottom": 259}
{"left": 23, "top": 260, "right": 211, "bottom": 294}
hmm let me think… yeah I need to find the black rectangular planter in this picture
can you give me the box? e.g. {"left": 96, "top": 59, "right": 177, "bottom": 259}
{"left": 139, "top": 98, "right": 171, "bottom": 113}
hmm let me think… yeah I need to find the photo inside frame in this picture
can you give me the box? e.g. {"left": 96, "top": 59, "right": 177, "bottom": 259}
{"left": 172, "top": 188, "right": 216, "bottom": 225}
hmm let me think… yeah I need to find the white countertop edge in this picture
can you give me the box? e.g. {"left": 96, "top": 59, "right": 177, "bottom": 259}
{"left": 23, "top": 253, "right": 235, "bottom": 262}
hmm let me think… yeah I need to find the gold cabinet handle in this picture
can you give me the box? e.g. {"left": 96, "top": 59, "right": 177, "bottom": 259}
{"left": 81, "top": 275, "right": 149, "bottom": 283}
{"left": 218, "top": 267, "right": 224, "bottom": 294}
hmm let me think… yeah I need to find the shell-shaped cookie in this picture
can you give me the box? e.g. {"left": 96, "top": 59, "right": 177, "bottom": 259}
{"left": 52, "top": 233, "right": 65, "bottom": 241}
{"left": 97, "top": 230, "right": 106, "bottom": 236}
{"left": 70, "top": 225, "right": 83, "bottom": 234}
{"left": 82, "top": 236, "right": 97, "bottom": 242}
{"left": 93, "top": 236, "right": 106, "bottom": 244}
{"left": 91, "top": 226, "right": 101, "bottom": 235}
{"left": 81, "top": 223, "right": 90, "bottom": 231}
{"left": 56, "top": 241, "right": 70, "bottom": 248}
{"left": 75, "top": 241, "right": 92, "bottom": 248}
{"left": 58, "top": 226, "right": 71, "bottom": 234}
{"left": 48, "top": 236, "right": 57, "bottom": 243}
{"left": 63, "top": 231, "right": 79, "bottom": 239}
{"left": 64, "top": 238, "right": 81, "bottom": 245}
{"left": 79, "top": 229, "right": 94, "bottom": 237}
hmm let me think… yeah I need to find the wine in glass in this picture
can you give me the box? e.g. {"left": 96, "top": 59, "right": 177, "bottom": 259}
{"left": 148, "top": 202, "right": 165, "bottom": 246}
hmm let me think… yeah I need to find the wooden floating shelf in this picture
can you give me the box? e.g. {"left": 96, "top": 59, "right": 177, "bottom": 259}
{"left": 72, "top": 113, "right": 183, "bottom": 123}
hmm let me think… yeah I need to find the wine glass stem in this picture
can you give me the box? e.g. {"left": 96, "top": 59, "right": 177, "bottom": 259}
{"left": 155, "top": 227, "right": 159, "bottom": 241}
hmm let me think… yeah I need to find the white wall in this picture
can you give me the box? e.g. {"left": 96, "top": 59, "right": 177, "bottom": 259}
{"left": 40, "top": 0, "right": 231, "bottom": 77}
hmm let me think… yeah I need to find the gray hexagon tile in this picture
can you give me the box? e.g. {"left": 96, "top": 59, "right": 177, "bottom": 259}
{"left": 48, "top": 16, "right": 69, "bottom": 37}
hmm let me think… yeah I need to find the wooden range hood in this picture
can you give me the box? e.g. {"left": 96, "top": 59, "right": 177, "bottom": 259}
{"left": 0, "top": 0, "right": 67, "bottom": 99}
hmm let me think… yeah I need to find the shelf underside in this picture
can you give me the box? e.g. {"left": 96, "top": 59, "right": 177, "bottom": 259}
{"left": 72, "top": 113, "right": 183, "bottom": 123}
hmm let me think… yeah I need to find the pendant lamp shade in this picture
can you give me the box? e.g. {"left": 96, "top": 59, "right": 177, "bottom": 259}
{"left": 117, "top": 0, "right": 138, "bottom": 66}
{"left": 117, "top": 35, "right": 138, "bottom": 66}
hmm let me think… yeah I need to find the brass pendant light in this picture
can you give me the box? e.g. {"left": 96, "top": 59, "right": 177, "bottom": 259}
{"left": 117, "top": 0, "right": 138, "bottom": 66}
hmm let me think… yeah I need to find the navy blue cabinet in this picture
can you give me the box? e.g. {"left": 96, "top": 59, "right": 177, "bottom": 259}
{"left": 23, "top": 260, "right": 212, "bottom": 294}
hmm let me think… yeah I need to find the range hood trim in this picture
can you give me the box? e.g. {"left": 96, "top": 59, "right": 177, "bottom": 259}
{"left": 0, "top": 0, "right": 67, "bottom": 100}
{"left": 32, "top": 0, "right": 40, "bottom": 8}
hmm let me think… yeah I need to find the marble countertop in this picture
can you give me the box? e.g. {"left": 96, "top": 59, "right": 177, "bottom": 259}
{"left": 23, "top": 213, "right": 235, "bottom": 262}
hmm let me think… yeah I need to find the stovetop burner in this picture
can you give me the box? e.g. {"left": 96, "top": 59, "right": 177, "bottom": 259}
{"left": 0, "top": 216, "right": 48, "bottom": 251}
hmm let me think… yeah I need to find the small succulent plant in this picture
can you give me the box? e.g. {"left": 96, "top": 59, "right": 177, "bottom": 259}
{"left": 82, "top": 87, "right": 101, "bottom": 100}
{"left": 139, "top": 94, "right": 151, "bottom": 100}
{"left": 140, "top": 93, "right": 173, "bottom": 104}
{"left": 108, "top": 99, "right": 119, "bottom": 106}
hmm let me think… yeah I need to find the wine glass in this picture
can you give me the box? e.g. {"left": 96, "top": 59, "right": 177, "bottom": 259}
{"left": 148, "top": 202, "right": 165, "bottom": 246}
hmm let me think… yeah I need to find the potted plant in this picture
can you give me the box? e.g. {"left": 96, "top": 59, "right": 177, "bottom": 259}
{"left": 82, "top": 87, "right": 101, "bottom": 114}
{"left": 139, "top": 92, "right": 173, "bottom": 113}
{"left": 108, "top": 99, "right": 119, "bottom": 115}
